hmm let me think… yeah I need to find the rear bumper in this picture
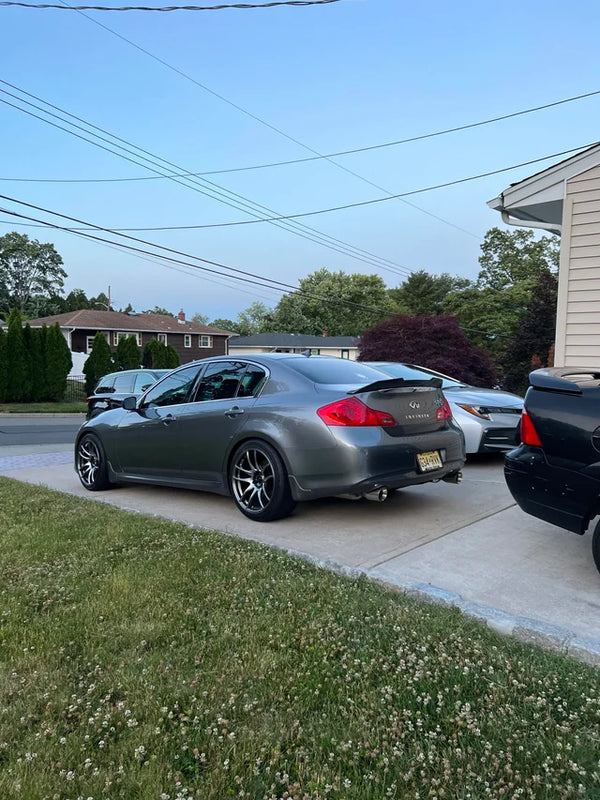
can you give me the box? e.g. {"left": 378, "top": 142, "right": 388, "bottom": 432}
{"left": 288, "top": 427, "right": 465, "bottom": 501}
{"left": 504, "top": 446, "right": 600, "bottom": 535}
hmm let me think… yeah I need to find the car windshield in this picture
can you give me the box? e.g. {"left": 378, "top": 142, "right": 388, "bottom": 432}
{"left": 370, "top": 362, "right": 465, "bottom": 390}
{"left": 282, "top": 358, "right": 388, "bottom": 385}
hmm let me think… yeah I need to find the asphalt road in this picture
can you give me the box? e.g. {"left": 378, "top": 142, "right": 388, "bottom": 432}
{"left": 0, "top": 416, "right": 83, "bottom": 449}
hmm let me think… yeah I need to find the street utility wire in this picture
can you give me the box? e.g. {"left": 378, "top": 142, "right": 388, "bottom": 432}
{"left": 0, "top": 82, "right": 412, "bottom": 279}
{"left": 51, "top": 0, "right": 480, "bottom": 240}
{"left": 0, "top": 199, "right": 514, "bottom": 339}
{"left": 0, "top": 0, "right": 342, "bottom": 8}
{"left": 0, "top": 195, "right": 395, "bottom": 317}
{"left": 5, "top": 89, "right": 598, "bottom": 184}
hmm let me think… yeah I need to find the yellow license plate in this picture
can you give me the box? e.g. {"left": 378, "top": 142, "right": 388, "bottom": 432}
{"left": 416, "top": 450, "right": 443, "bottom": 472}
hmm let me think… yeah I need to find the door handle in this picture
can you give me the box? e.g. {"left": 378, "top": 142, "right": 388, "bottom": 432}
{"left": 162, "top": 413, "right": 175, "bottom": 425}
{"left": 225, "top": 406, "right": 244, "bottom": 418}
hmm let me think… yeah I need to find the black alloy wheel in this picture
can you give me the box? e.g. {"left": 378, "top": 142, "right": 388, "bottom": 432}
{"left": 229, "top": 439, "right": 296, "bottom": 522}
{"left": 76, "top": 433, "right": 112, "bottom": 491}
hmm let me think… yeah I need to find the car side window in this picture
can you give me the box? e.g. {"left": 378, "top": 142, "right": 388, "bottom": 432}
{"left": 113, "top": 374, "right": 135, "bottom": 393}
{"left": 95, "top": 376, "right": 116, "bottom": 394}
{"left": 143, "top": 366, "right": 201, "bottom": 408}
{"left": 133, "top": 372, "right": 158, "bottom": 393}
{"left": 238, "top": 365, "right": 267, "bottom": 397}
{"left": 193, "top": 362, "right": 246, "bottom": 402}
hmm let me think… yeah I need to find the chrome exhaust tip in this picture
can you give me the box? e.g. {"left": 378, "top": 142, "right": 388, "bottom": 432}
{"left": 362, "top": 487, "right": 389, "bottom": 502}
{"left": 442, "top": 470, "right": 463, "bottom": 484}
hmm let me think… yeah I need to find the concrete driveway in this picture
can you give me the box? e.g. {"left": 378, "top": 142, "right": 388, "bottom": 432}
{"left": 1, "top": 449, "right": 599, "bottom": 663}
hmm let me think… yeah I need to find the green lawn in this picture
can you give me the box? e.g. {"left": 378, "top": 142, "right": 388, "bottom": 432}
{"left": 0, "top": 402, "right": 86, "bottom": 413}
{"left": 1, "top": 478, "right": 599, "bottom": 799}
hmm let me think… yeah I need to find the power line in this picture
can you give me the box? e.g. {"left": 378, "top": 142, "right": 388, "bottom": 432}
{"left": 1, "top": 0, "right": 342, "bottom": 8}
{"left": 0, "top": 82, "right": 413, "bottom": 278}
{"left": 0, "top": 203, "right": 515, "bottom": 339}
{"left": 0, "top": 195, "right": 396, "bottom": 317}
{"left": 6, "top": 142, "right": 587, "bottom": 233}
{"left": 5, "top": 88, "right": 597, "bottom": 184}
{"left": 53, "top": 0, "right": 481, "bottom": 240}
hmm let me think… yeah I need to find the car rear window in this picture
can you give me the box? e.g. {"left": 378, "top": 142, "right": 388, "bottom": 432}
{"left": 282, "top": 358, "right": 387, "bottom": 385}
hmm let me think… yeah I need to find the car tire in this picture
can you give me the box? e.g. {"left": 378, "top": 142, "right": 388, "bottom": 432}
{"left": 592, "top": 519, "right": 600, "bottom": 575}
{"left": 229, "top": 439, "right": 296, "bottom": 522}
{"left": 76, "top": 433, "right": 112, "bottom": 491}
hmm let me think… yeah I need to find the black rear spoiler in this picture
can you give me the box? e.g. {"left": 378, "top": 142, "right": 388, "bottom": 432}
{"left": 348, "top": 377, "right": 442, "bottom": 395}
{"left": 528, "top": 367, "right": 600, "bottom": 395}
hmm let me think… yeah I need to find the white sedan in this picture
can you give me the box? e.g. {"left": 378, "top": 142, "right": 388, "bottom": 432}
{"left": 367, "top": 362, "right": 523, "bottom": 455}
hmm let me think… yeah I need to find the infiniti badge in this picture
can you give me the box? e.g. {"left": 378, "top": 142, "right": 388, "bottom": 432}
{"left": 409, "top": 400, "right": 420, "bottom": 410}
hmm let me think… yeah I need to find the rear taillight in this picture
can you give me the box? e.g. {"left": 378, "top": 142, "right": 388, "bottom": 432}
{"left": 520, "top": 408, "right": 542, "bottom": 447}
{"left": 436, "top": 396, "right": 452, "bottom": 420}
{"left": 317, "top": 397, "right": 396, "bottom": 427}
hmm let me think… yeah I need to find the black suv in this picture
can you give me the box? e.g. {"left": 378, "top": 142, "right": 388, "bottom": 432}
{"left": 86, "top": 369, "right": 171, "bottom": 419}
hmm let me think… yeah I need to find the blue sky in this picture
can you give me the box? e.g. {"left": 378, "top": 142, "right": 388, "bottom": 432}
{"left": 1, "top": 0, "right": 599, "bottom": 322}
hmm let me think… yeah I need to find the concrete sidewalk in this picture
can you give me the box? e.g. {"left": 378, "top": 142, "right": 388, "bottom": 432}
{"left": 2, "top": 450, "right": 599, "bottom": 664}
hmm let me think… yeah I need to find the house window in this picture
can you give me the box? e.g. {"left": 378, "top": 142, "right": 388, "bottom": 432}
{"left": 184, "top": 334, "right": 192, "bottom": 348}
{"left": 199, "top": 335, "right": 212, "bottom": 348}
{"left": 86, "top": 336, "right": 95, "bottom": 354}
{"left": 157, "top": 333, "right": 167, "bottom": 345}
{"left": 341, "top": 349, "right": 350, "bottom": 359}
{"left": 114, "top": 331, "right": 141, "bottom": 346}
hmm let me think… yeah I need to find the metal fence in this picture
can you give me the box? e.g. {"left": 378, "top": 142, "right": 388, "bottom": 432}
{"left": 64, "top": 375, "right": 87, "bottom": 402}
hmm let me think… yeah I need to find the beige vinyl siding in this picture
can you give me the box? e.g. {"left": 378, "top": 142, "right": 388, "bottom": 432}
{"left": 556, "top": 166, "right": 600, "bottom": 366}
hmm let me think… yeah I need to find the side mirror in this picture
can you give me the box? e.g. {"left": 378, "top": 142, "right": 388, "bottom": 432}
{"left": 122, "top": 396, "right": 138, "bottom": 411}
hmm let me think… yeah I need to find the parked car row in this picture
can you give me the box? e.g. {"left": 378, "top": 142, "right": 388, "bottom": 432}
{"left": 77, "top": 358, "right": 600, "bottom": 576}
{"left": 76, "top": 355, "right": 466, "bottom": 521}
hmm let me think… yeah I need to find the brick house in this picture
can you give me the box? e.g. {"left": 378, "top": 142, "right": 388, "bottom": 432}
{"left": 22, "top": 309, "right": 233, "bottom": 372}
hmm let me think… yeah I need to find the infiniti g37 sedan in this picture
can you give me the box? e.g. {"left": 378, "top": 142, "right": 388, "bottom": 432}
{"left": 75, "top": 354, "right": 466, "bottom": 521}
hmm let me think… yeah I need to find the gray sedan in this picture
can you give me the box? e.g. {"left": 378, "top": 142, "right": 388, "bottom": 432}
{"left": 75, "top": 354, "right": 465, "bottom": 521}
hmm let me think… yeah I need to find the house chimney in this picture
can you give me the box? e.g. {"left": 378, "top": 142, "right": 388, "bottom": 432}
{"left": 322, "top": 330, "right": 328, "bottom": 337}
{"left": 178, "top": 309, "right": 186, "bottom": 324}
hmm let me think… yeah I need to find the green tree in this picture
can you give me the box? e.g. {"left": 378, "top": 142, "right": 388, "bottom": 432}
{"left": 22, "top": 323, "right": 47, "bottom": 402}
{"left": 27, "top": 327, "right": 44, "bottom": 402}
{"left": 6, "top": 308, "right": 29, "bottom": 402}
{"left": 165, "top": 344, "right": 180, "bottom": 368}
{"left": 478, "top": 227, "right": 559, "bottom": 291}
{"left": 191, "top": 312, "right": 209, "bottom": 325}
{"left": 502, "top": 270, "right": 558, "bottom": 394}
{"left": 64, "top": 289, "right": 91, "bottom": 311}
{"left": 114, "top": 336, "right": 141, "bottom": 371}
{"left": 236, "top": 301, "right": 272, "bottom": 336}
{"left": 38, "top": 325, "right": 49, "bottom": 400}
{"left": 0, "top": 328, "right": 7, "bottom": 403}
{"left": 83, "top": 332, "right": 114, "bottom": 394}
{"left": 0, "top": 232, "right": 67, "bottom": 314}
{"left": 45, "top": 323, "right": 72, "bottom": 402}
{"left": 142, "top": 339, "right": 179, "bottom": 369}
{"left": 88, "top": 292, "right": 112, "bottom": 311}
{"left": 144, "top": 306, "right": 173, "bottom": 316}
{"left": 444, "top": 227, "right": 560, "bottom": 369}
{"left": 265, "top": 269, "right": 392, "bottom": 336}
{"left": 389, "top": 270, "right": 471, "bottom": 315}
{"left": 209, "top": 318, "right": 239, "bottom": 332}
